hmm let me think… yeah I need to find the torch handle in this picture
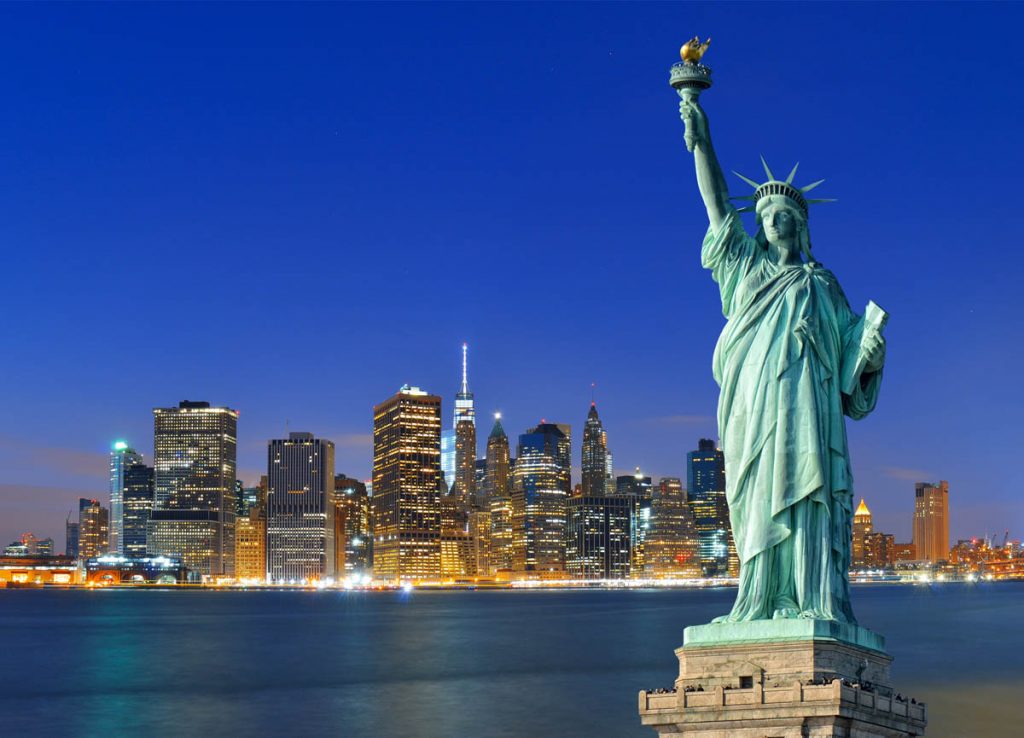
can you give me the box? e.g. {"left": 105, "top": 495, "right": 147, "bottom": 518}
{"left": 677, "top": 87, "right": 702, "bottom": 153}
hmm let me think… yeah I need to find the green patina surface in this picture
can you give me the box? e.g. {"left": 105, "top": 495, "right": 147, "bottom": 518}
{"left": 683, "top": 619, "right": 887, "bottom": 654}
{"left": 674, "top": 52, "right": 889, "bottom": 632}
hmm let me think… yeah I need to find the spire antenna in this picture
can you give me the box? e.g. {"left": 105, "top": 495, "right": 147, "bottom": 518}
{"left": 461, "top": 342, "right": 469, "bottom": 394}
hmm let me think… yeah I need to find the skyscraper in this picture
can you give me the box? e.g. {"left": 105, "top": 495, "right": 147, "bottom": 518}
{"left": 65, "top": 514, "right": 79, "bottom": 559}
{"left": 372, "top": 386, "right": 442, "bottom": 583}
{"left": 108, "top": 441, "right": 143, "bottom": 554}
{"left": 122, "top": 461, "right": 155, "bottom": 557}
{"left": 441, "top": 343, "right": 477, "bottom": 497}
{"left": 851, "top": 498, "right": 873, "bottom": 569}
{"left": 565, "top": 495, "right": 632, "bottom": 579}
{"left": 511, "top": 422, "right": 570, "bottom": 576}
{"left": 451, "top": 343, "right": 477, "bottom": 511}
{"left": 266, "top": 432, "right": 336, "bottom": 583}
{"left": 644, "top": 477, "right": 701, "bottom": 579}
{"left": 616, "top": 468, "right": 654, "bottom": 577}
{"left": 484, "top": 414, "right": 513, "bottom": 573}
{"left": 235, "top": 505, "right": 267, "bottom": 582}
{"left": 148, "top": 401, "right": 239, "bottom": 578}
{"left": 581, "top": 402, "right": 610, "bottom": 496}
{"left": 913, "top": 480, "right": 950, "bottom": 564}
{"left": 78, "top": 498, "right": 109, "bottom": 560}
{"left": 687, "top": 439, "right": 736, "bottom": 577}
{"left": 333, "top": 474, "right": 372, "bottom": 577}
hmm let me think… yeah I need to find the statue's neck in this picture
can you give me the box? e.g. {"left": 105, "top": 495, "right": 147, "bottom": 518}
{"left": 769, "top": 241, "right": 802, "bottom": 266}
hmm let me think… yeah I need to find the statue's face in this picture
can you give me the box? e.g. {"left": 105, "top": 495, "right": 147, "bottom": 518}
{"left": 761, "top": 201, "right": 798, "bottom": 243}
{"left": 757, "top": 197, "right": 802, "bottom": 254}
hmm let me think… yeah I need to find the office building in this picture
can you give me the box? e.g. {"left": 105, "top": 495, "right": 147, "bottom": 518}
{"left": 452, "top": 344, "right": 477, "bottom": 504}
{"left": 333, "top": 474, "right": 372, "bottom": 577}
{"left": 148, "top": 401, "right": 239, "bottom": 578}
{"left": 109, "top": 441, "right": 143, "bottom": 554}
{"left": 616, "top": 469, "right": 653, "bottom": 576}
{"left": 235, "top": 506, "right": 267, "bottom": 582}
{"left": 266, "top": 432, "right": 336, "bottom": 583}
{"left": 372, "top": 386, "right": 442, "bottom": 583}
{"left": 78, "top": 498, "right": 109, "bottom": 560}
{"left": 511, "top": 422, "right": 570, "bottom": 576}
{"left": 65, "top": 514, "right": 79, "bottom": 559}
{"left": 645, "top": 477, "right": 701, "bottom": 578}
{"left": 485, "top": 415, "right": 513, "bottom": 574}
{"left": 122, "top": 461, "right": 154, "bottom": 557}
{"left": 687, "top": 439, "right": 737, "bottom": 576}
{"left": 565, "top": 495, "right": 632, "bottom": 579}
{"left": 581, "top": 402, "right": 611, "bottom": 496}
{"left": 913, "top": 480, "right": 950, "bottom": 564}
{"left": 865, "top": 532, "right": 895, "bottom": 569}
{"left": 852, "top": 498, "right": 873, "bottom": 569}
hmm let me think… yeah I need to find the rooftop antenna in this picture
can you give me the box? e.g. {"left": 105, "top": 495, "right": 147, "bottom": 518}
{"left": 461, "top": 342, "right": 469, "bottom": 395}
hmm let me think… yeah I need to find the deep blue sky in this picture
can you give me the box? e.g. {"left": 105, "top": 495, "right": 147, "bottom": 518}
{"left": 1, "top": 3, "right": 1022, "bottom": 549}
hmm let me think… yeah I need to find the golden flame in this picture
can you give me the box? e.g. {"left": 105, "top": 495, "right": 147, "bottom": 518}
{"left": 680, "top": 36, "right": 711, "bottom": 64}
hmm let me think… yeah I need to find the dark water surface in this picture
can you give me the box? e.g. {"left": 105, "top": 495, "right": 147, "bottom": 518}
{"left": 1, "top": 584, "right": 1021, "bottom": 737}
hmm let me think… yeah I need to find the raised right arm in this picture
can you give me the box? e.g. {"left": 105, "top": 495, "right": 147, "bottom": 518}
{"left": 680, "top": 99, "right": 730, "bottom": 233}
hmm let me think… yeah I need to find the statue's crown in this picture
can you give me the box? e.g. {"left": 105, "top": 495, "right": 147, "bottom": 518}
{"left": 732, "top": 158, "right": 834, "bottom": 216}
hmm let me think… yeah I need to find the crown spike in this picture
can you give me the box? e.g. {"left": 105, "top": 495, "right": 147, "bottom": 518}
{"left": 785, "top": 162, "right": 800, "bottom": 184}
{"left": 760, "top": 155, "right": 775, "bottom": 181}
{"left": 805, "top": 198, "right": 836, "bottom": 204}
{"left": 801, "top": 179, "right": 826, "bottom": 193}
{"left": 730, "top": 195, "right": 756, "bottom": 201}
{"left": 735, "top": 206, "right": 754, "bottom": 213}
{"left": 733, "top": 171, "right": 761, "bottom": 189}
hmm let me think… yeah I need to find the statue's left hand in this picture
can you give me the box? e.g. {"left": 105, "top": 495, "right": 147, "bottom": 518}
{"left": 679, "top": 99, "right": 709, "bottom": 152}
{"left": 862, "top": 331, "right": 885, "bottom": 373}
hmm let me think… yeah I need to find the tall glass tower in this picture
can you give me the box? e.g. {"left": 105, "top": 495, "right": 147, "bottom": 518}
{"left": 109, "top": 441, "right": 143, "bottom": 555}
{"left": 581, "top": 402, "right": 610, "bottom": 496}
{"left": 372, "top": 385, "right": 442, "bottom": 583}
{"left": 148, "top": 401, "right": 239, "bottom": 578}
{"left": 453, "top": 343, "right": 477, "bottom": 503}
{"left": 686, "top": 438, "right": 736, "bottom": 577}
{"left": 266, "top": 432, "right": 336, "bottom": 583}
{"left": 511, "top": 422, "right": 571, "bottom": 575}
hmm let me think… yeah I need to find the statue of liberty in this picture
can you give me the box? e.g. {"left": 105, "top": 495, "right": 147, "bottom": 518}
{"left": 679, "top": 95, "right": 887, "bottom": 624}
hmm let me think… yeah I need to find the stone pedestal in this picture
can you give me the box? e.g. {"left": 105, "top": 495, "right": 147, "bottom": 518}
{"left": 639, "top": 622, "right": 927, "bottom": 737}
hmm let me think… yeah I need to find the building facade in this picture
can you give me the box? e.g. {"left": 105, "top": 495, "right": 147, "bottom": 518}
{"left": 851, "top": 498, "right": 873, "bottom": 569}
{"left": 616, "top": 469, "right": 653, "bottom": 576}
{"left": 372, "top": 386, "right": 442, "bottom": 583}
{"left": 122, "top": 461, "right": 155, "bottom": 557}
{"left": 148, "top": 401, "right": 239, "bottom": 578}
{"left": 333, "top": 474, "right": 372, "bottom": 577}
{"left": 913, "top": 480, "right": 950, "bottom": 564}
{"left": 687, "top": 439, "right": 737, "bottom": 576}
{"left": 511, "top": 422, "right": 570, "bottom": 576}
{"left": 109, "top": 441, "right": 143, "bottom": 554}
{"left": 65, "top": 514, "right": 79, "bottom": 558}
{"left": 266, "top": 432, "right": 336, "bottom": 583}
{"left": 235, "top": 506, "right": 267, "bottom": 581}
{"left": 78, "top": 498, "right": 109, "bottom": 560}
{"left": 645, "top": 477, "right": 702, "bottom": 578}
{"left": 565, "top": 495, "right": 632, "bottom": 579}
{"left": 581, "top": 402, "right": 610, "bottom": 497}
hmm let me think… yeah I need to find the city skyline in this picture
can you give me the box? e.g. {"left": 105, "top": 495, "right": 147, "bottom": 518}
{"left": 2, "top": 3, "right": 1022, "bottom": 549}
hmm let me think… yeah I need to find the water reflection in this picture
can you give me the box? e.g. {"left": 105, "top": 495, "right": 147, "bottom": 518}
{"left": 0, "top": 584, "right": 1020, "bottom": 737}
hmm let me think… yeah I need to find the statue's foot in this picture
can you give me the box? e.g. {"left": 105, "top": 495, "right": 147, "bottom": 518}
{"left": 798, "top": 610, "right": 823, "bottom": 620}
{"left": 772, "top": 607, "right": 799, "bottom": 620}
{"left": 711, "top": 614, "right": 734, "bottom": 624}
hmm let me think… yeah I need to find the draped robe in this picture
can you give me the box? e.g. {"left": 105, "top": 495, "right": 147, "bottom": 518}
{"left": 703, "top": 210, "right": 883, "bottom": 623}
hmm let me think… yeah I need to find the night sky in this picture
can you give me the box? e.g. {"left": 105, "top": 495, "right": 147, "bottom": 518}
{"left": 1, "top": 3, "right": 1021, "bottom": 549}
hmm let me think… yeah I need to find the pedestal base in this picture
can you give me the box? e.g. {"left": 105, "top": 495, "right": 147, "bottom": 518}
{"left": 639, "top": 624, "right": 927, "bottom": 737}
